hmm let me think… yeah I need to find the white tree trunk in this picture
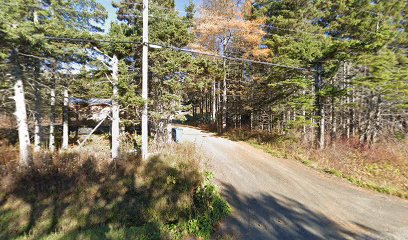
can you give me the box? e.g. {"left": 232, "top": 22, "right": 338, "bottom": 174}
{"left": 12, "top": 50, "right": 31, "bottom": 165}
{"left": 212, "top": 80, "right": 216, "bottom": 123}
{"left": 62, "top": 83, "right": 69, "bottom": 150}
{"left": 111, "top": 55, "right": 120, "bottom": 161}
{"left": 315, "top": 63, "right": 325, "bottom": 149}
{"left": 33, "top": 11, "right": 41, "bottom": 152}
{"left": 49, "top": 73, "right": 56, "bottom": 152}
{"left": 34, "top": 69, "right": 41, "bottom": 152}
{"left": 217, "top": 81, "right": 221, "bottom": 131}
{"left": 222, "top": 58, "right": 227, "bottom": 132}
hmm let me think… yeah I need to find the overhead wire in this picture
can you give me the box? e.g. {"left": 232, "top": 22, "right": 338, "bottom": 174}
{"left": 44, "top": 36, "right": 139, "bottom": 44}
{"left": 43, "top": 36, "right": 312, "bottom": 71}
{"left": 18, "top": 52, "right": 52, "bottom": 61}
{"left": 0, "top": 2, "right": 384, "bottom": 41}
{"left": 7, "top": 2, "right": 400, "bottom": 73}
{"left": 0, "top": 2, "right": 105, "bottom": 12}
{"left": 147, "top": 43, "right": 312, "bottom": 71}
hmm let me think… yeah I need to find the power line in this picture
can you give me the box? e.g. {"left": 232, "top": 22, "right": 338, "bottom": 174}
{"left": 262, "top": 25, "right": 352, "bottom": 41}
{"left": 18, "top": 52, "right": 52, "bottom": 61}
{"left": 141, "top": 12, "right": 352, "bottom": 41}
{"left": 44, "top": 36, "right": 311, "bottom": 71}
{"left": 121, "top": 12, "right": 191, "bottom": 24}
{"left": 148, "top": 43, "right": 313, "bottom": 72}
{"left": 0, "top": 2, "right": 104, "bottom": 12}
{"left": 128, "top": 2, "right": 190, "bottom": 15}
{"left": 1, "top": 2, "right": 383, "bottom": 42}
{"left": 45, "top": 36, "right": 139, "bottom": 44}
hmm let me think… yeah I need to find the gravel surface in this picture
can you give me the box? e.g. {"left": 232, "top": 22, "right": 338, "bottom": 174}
{"left": 179, "top": 126, "right": 408, "bottom": 240}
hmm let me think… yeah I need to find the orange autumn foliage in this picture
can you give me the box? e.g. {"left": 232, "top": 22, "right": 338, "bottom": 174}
{"left": 192, "top": 0, "right": 269, "bottom": 59}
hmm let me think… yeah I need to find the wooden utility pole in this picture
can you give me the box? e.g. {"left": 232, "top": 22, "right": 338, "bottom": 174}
{"left": 141, "top": 0, "right": 149, "bottom": 160}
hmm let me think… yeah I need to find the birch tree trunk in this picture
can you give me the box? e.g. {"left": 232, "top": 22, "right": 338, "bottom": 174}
{"left": 222, "top": 58, "right": 227, "bottom": 132}
{"left": 345, "top": 62, "right": 351, "bottom": 139}
{"left": 211, "top": 80, "right": 217, "bottom": 123}
{"left": 12, "top": 49, "right": 31, "bottom": 165}
{"left": 49, "top": 70, "right": 56, "bottom": 153}
{"left": 250, "top": 111, "right": 253, "bottom": 130}
{"left": 33, "top": 11, "right": 41, "bottom": 152}
{"left": 111, "top": 55, "right": 120, "bottom": 161}
{"left": 370, "top": 95, "right": 382, "bottom": 145}
{"left": 331, "top": 98, "right": 336, "bottom": 144}
{"left": 331, "top": 77, "right": 337, "bottom": 144}
{"left": 314, "top": 63, "right": 325, "bottom": 149}
{"left": 62, "top": 82, "right": 69, "bottom": 150}
{"left": 34, "top": 62, "right": 41, "bottom": 152}
{"left": 217, "top": 80, "right": 221, "bottom": 132}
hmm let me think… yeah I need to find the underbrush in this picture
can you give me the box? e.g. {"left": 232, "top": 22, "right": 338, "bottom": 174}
{"left": 225, "top": 128, "right": 408, "bottom": 199}
{"left": 0, "top": 143, "right": 230, "bottom": 240}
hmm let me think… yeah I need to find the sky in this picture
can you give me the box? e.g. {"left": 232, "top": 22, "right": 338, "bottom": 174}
{"left": 97, "top": 0, "right": 199, "bottom": 32}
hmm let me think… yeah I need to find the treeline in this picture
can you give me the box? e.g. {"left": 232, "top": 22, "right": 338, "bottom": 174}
{"left": 0, "top": 0, "right": 219, "bottom": 165}
{"left": 1, "top": 0, "right": 407, "bottom": 166}
{"left": 0, "top": 0, "right": 108, "bottom": 165}
{"left": 187, "top": 0, "right": 408, "bottom": 149}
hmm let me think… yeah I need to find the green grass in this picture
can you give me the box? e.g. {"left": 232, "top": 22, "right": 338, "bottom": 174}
{"left": 0, "top": 144, "right": 230, "bottom": 240}
{"left": 323, "top": 168, "right": 408, "bottom": 199}
{"left": 15, "top": 224, "right": 162, "bottom": 240}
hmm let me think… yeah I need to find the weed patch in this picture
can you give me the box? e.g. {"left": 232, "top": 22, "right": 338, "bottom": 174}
{"left": 0, "top": 143, "right": 230, "bottom": 239}
{"left": 225, "top": 128, "right": 408, "bottom": 199}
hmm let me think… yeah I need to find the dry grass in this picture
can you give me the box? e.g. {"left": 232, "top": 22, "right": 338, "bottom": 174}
{"left": 0, "top": 141, "right": 229, "bottom": 240}
{"left": 225, "top": 129, "right": 408, "bottom": 199}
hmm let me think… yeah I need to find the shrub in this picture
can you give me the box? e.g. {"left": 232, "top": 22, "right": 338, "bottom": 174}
{"left": 0, "top": 143, "right": 230, "bottom": 240}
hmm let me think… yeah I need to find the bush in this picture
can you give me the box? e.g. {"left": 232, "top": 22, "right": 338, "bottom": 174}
{"left": 0, "top": 143, "right": 230, "bottom": 240}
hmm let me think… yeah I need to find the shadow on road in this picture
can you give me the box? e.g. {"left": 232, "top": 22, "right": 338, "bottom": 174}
{"left": 216, "top": 182, "right": 381, "bottom": 240}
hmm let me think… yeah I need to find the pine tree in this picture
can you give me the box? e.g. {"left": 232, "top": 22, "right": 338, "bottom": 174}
{"left": 0, "top": 0, "right": 107, "bottom": 163}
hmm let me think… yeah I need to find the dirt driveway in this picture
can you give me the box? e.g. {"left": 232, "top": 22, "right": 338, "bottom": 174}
{"left": 179, "top": 126, "right": 408, "bottom": 240}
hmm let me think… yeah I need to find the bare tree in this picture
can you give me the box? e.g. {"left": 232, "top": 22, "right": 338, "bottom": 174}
{"left": 11, "top": 49, "right": 31, "bottom": 165}
{"left": 49, "top": 68, "right": 56, "bottom": 153}
{"left": 62, "top": 79, "right": 69, "bottom": 150}
{"left": 111, "top": 55, "right": 120, "bottom": 161}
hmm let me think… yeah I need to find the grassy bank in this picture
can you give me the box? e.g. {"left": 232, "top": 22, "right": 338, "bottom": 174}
{"left": 0, "top": 143, "right": 230, "bottom": 240}
{"left": 224, "top": 129, "right": 408, "bottom": 199}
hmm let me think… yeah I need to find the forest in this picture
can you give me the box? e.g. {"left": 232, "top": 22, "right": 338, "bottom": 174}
{"left": 0, "top": 0, "right": 407, "bottom": 239}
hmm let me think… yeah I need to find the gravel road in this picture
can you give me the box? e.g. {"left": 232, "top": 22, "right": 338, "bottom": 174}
{"left": 179, "top": 126, "right": 408, "bottom": 240}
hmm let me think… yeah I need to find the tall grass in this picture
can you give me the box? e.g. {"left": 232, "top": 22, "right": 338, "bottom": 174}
{"left": 225, "top": 128, "right": 408, "bottom": 199}
{"left": 0, "top": 143, "right": 230, "bottom": 240}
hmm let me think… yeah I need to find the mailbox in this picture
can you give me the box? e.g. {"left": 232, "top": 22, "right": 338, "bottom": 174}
{"left": 171, "top": 128, "right": 183, "bottom": 143}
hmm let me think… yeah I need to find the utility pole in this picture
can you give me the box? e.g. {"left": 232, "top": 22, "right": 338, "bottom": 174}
{"left": 142, "top": 0, "right": 149, "bottom": 160}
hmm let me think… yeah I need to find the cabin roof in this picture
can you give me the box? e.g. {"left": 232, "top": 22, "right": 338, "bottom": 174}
{"left": 69, "top": 98, "right": 112, "bottom": 106}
